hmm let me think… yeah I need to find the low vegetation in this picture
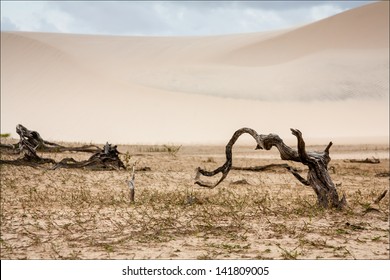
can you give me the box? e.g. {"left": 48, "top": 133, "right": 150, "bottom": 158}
{"left": 0, "top": 140, "right": 388, "bottom": 259}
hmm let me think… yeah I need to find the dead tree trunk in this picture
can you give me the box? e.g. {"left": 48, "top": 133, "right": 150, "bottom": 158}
{"left": 0, "top": 136, "right": 56, "bottom": 167}
{"left": 0, "top": 124, "right": 101, "bottom": 154}
{"left": 195, "top": 128, "right": 346, "bottom": 209}
{"left": 0, "top": 125, "right": 125, "bottom": 171}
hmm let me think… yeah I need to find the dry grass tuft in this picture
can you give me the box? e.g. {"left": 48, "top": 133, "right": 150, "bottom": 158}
{"left": 1, "top": 144, "right": 389, "bottom": 259}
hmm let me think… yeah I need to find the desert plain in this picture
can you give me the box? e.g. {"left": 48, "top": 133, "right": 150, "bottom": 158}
{"left": 0, "top": 1, "right": 389, "bottom": 259}
{"left": 0, "top": 139, "right": 389, "bottom": 259}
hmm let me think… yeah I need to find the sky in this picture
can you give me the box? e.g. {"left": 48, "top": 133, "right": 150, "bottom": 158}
{"left": 0, "top": 1, "right": 374, "bottom": 36}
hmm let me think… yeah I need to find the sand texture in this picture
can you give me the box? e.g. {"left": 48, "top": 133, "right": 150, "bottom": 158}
{"left": 1, "top": 1, "right": 389, "bottom": 144}
{"left": 0, "top": 140, "right": 389, "bottom": 259}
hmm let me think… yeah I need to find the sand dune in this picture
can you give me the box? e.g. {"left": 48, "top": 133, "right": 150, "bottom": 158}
{"left": 221, "top": 1, "right": 389, "bottom": 66}
{"left": 1, "top": 1, "right": 388, "bottom": 144}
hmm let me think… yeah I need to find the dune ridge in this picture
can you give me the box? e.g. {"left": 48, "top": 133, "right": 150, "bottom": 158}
{"left": 1, "top": 1, "right": 388, "bottom": 144}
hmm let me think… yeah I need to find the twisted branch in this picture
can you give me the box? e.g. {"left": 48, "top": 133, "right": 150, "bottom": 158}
{"left": 195, "top": 127, "right": 346, "bottom": 209}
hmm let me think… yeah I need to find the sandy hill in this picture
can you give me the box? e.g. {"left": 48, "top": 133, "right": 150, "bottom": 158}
{"left": 221, "top": 1, "right": 389, "bottom": 65}
{"left": 1, "top": 1, "right": 388, "bottom": 144}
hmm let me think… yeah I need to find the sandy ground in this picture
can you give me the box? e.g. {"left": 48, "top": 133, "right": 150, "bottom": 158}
{"left": 1, "top": 140, "right": 389, "bottom": 260}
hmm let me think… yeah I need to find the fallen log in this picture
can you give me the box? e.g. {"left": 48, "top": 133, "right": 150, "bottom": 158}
{"left": 346, "top": 157, "right": 380, "bottom": 164}
{"left": 1, "top": 141, "right": 125, "bottom": 170}
{"left": 0, "top": 125, "right": 126, "bottom": 171}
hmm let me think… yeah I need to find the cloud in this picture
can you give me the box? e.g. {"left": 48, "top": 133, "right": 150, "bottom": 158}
{"left": 38, "top": 2, "right": 171, "bottom": 35}
{"left": 1, "top": 16, "right": 19, "bottom": 31}
{"left": 0, "top": 1, "right": 68, "bottom": 33}
{"left": 309, "top": 4, "right": 345, "bottom": 21}
{"left": 1, "top": 1, "right": 373, "bottom": 35}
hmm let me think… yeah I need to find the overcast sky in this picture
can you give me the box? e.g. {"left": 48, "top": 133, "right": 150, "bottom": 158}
{"left": 1, "top": 1, "right": 374, "bottom": 36}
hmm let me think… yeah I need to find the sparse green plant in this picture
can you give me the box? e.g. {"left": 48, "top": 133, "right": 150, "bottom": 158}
{"left": 277, "top": 244, "right": 299, "bottom": 260}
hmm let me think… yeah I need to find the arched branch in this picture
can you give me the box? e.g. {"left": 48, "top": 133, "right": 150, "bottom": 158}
{"left": 195, "top": 128, "right": 259, "bottom": 188}
{"left": 195, "top": 127, "right": 306, "bottom": 188}
{"left": 195, "top": 127, "right": 346, "bottom": 209}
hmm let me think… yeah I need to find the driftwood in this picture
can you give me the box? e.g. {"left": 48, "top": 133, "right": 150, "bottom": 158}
{"left": 375, "top": 172, "right": 390, "bottom": 177}
{"left": 0, "top": 141, "right": 56, "bottom": 167}
{"left": 1, "top": 140, "right": 125, "bottom": 171}
{"left": 0, "top": 125, "right": 125, "bottom": 171}
{"left": 0, "top": 134, "right": 56, "bottom": 168}
{"left": 230, "top": 179, "right": 251, "bottom": 185}
{"left": 232, "top": 163, "right": 300, "bottom": 172}
{"left": 52, "top": 143, "right": 125, "bottom": 170}
{"left": 346, "top": 157, "right": 380, "bottom": 164}
{"left": 0, "top": 124, "right": 100, "bottom": 154}
{"left": 195, "top": 128, "right": 346, "bottom": 209}
{"left": 374, "top": 190, "right": 388, "bottom": 204}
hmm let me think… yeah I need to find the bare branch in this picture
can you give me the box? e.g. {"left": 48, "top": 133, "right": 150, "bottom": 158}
{"left": 195, "top": 127, "right": 346, "bottom": 209}
{"left": 285, "top": 166, "right": 311, "bottom": 186}
{"left": 374, "top": 190, "right": 388, "bottom": 204}
{"left": 232, "top": 163, "right": 293, "bottom": 172}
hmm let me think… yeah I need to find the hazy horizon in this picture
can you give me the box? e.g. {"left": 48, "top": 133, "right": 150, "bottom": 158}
{"left": 1, "top": 1, "right": 388, "bottom": 145}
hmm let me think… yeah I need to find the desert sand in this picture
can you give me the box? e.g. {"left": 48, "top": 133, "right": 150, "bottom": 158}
{"left": 0, "top": 1, "right": 389, "bottom": 260}
{"left": 0, "top": 139, "right": 389, "bottom": 259}
{"left": 1, "top": 1, "right": 388, "bottom": 145}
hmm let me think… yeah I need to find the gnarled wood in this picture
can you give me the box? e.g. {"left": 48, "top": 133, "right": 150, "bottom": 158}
{"left": 0, "top": 136, "right": 57, "bottom": 168}
{"left": 0, "top": 124, "right": 101, "bottom": 154}
{"left": 52, "top": 142, "right": 125, "bottom": 170}
{"left": 195, "top": 127, "right": 346, "bottom": 209}
{"left": 0, "top": 125, "right": 125, "bottom": 171}
{"left": 347, "top": 157, "right": 380, "bottom": 164}
{"left": 232, "top": 163, "right": 298, "bottom": 172}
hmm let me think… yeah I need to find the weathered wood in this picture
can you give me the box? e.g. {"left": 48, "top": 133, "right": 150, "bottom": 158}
{"left": 374, "top": 190, "right": 388, "bottom": 204}
{"left": 230, "top": 179, "right": 251, "bottom": 185}
{"left": 0, "top": 137, "right": 56, "bottom": 167}
{"left": 375, "top": 172, "right": 390, "bottom": 177}
{"left": 232, "top": 163, "right": 298, "bottom": 172}
{"left": 195, "top": 127, "right": 346, "bottom": 209}
{"left": 0, "top": 124, "right": 101, "bottom": 154}
{"left": 347, "top": 157, "right": 380, "bottom": 164}
{"left": 0, "top": 125, "right": 125, "bottom": 171}
{"left": 52, "top": 142, "right": 125, "bottom": 170}
{"left": 0, "top": 143, "right": 19, "bottom": 154}
{"left": 1, "top": 141, "right": 125, "bottom": 171}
